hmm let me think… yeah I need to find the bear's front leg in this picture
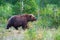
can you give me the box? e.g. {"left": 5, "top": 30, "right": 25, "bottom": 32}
{"left": 22, "top": 24, "right": 28, "bottom": 30}
{"left": 14, "top": 26, "right": 18, "bottom": 30}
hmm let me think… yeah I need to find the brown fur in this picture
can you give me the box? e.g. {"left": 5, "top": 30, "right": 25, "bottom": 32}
{"left": 6, "top": 14, "right": 36, "bottom": 30}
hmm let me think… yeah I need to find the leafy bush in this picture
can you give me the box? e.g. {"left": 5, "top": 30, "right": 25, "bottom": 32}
{"left": 39, "top": 4, "right": 60, "bottom": 28}
{"left": 0, "top": 3, "right": 13, "bottom": 18}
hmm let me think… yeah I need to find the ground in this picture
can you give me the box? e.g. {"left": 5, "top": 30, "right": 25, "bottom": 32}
{"left": 0, "top": 27, "right": 58, "bottom": 40}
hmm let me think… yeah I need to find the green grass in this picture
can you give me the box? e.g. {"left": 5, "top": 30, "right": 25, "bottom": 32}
{"left": 0, "top": 23, "right": 60, "bottom": 40}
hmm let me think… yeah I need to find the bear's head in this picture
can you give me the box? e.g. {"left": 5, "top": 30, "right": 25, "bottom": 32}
{"left": 23, "top": 14, "right": 37, "bottom": 22}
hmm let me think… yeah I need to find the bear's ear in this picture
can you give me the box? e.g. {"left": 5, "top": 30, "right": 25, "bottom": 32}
{"left": 29, "top": 15, "right": 32, "bottom": 18}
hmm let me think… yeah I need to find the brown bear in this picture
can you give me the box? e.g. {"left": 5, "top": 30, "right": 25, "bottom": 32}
{"left": 6, "top": 14, "right": 36, "bottom": 30}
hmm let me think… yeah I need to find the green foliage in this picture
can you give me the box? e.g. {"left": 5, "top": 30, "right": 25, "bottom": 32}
{"left": 12, "top": 2, "right": 21, "bottom": 15}
{"left": 54, "top": 33, "right": 60, "bottom": 40}
{"left": 0, "top": 3, "right": 13, "bottom": 18}
{"left": 24, "top": 27, "right": 36, "bottom": 40}
{"left": 39, "top": 4, "right": 60, "bottom": 28}
{"left": 54, "top": 29, "right": 60, "bottom": 40}
{"left": 0, "top": 0, "right": 60, "bottom": 30}
{"left": 23, "top": 0, "right": 38, "bottom": 13}
{"left": 0, "top": 0, "right": 60, "bottom": 40}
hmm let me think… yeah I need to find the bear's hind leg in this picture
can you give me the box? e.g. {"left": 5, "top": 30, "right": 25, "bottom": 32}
{"left": 6, "top": 24, "right": 11, "bottom": 29}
